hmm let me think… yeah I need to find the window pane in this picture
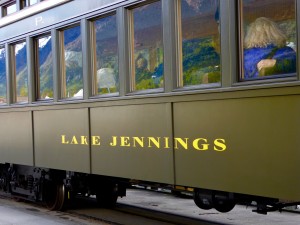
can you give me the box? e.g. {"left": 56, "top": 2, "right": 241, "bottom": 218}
{"left": 0, "top": 47, "right": 7, "bottom": 103}
{"left": 132, "top": 1, "right": 164, "bottom": 91}
{"left": 15, "top": 42, "right": 28, "bottom": 103}
{"left": 181, "top": 0, "right": 220, "bottom": 87}
{"left": 241, "top": 0, "right": 296, "bottom": 80}
{"left": 37, "top": 35, "right": 53, "bottom": 99}
{"left": 94, "top": 15, "right": 118, "bottom": 95}
{"left": 6, "top": 3, "right": 17, "bottom": 15}
{"left": 63, "top": 26, "right": 83, "bottom": 98}
{"left": 29, "top": 0, "right": 38, "bottom": 5}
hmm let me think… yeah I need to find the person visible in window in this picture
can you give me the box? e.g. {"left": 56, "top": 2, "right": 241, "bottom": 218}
{"left": 243, "top": 17, "right": 296, "bottom": 79}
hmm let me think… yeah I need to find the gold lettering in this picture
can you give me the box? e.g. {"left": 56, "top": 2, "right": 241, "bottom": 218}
{"left": 133, "top": 137, "right": 144, "bottom": 147}
{"left": 60, "top": 134, "right": 228, "bottom": 153}
{"left": 92, "top": 136, "right": 101, "bottom": 146}
{"left": 214, "top": 139, "right": 227, "bottom": 151}
{"left": 81, "top": 136, "right": 88, "bottom": 145}
{"left": 110, "top": 136, "right": 117, "bottom": 146}
{"left": 163, "top": 137, "right": 170, "bottom": 149}
{"left": 70, "top": 136, "right": 78, "bottom": 145}
{"left": 193, "top": 138, "right": 209, "bottom": 150}
{"left": 148, "top": 137, "right": 160, "bottom": 148}
{"left": 120, "top": 137, "right": 130, "bottom": 147}
{"left": 174, "top": 138, "right": 189, "bottom": 150}
{"left": 61, "top": 135, "right": 69, "bottom": 144}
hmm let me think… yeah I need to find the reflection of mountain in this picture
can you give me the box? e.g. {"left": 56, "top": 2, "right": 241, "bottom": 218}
{"left": 183, "top": 0, "right": 218, "bottom": 16}
{"left": 65, "top": 51, "right": 82, "bottom": 67}
{"left": 0, "top": 50, "right": 6, "bottom": 96}
{"left": 0, "top": 2, "right": 219, "bottom": 97}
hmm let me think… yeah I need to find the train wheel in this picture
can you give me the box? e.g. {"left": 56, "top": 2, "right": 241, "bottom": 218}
{"left": 193, "top": 189, "right": 213, "bottom": 210}
{"left": 44, "top": 182, "right": 65, "bottom": 211}
{"left": 213, "top": 192, "right": 235, "bottom": 213}
{"left": 214, "top": 200, "right": 235, "bottom": 213}
{"left": 96, "top": 183, "right": 118, "bottom": 208}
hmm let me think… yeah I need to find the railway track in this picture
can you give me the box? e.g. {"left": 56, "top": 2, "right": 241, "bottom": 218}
{"left": 66, "top": 198, "right": 219, "bottom": 225}
{"left": 0, "top": 190, "right": 219, "bottom": 225}
{"left": 0, "top": 188, "right": 300, "bottom": 225}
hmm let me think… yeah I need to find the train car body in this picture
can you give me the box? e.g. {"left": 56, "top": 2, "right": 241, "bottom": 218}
{"left": 0, "top": 0, "right": 299, "bottom": 213}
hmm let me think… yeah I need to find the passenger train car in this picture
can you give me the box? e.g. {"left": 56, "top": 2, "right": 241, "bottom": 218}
{"left": 0, "top": 0, "right": 299, "bottom": 214}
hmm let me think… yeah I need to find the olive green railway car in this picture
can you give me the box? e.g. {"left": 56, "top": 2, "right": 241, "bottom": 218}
{"left": 0, "top": 0, "right": 299, "bottom": 213}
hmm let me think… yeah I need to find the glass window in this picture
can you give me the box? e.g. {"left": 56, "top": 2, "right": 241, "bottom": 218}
{"left": 29, "top": 0, "right": 38, "bottom": 5}
{"left": 0, "top": 47, "right": 7, "bottom": 104}
{"left": 21, "top": 0, "right": 38, "bottom": 8}
{"left": 4, "top": 2, "right": 17, "bottom": 15}
{"left": 181, "top": 0, "right": 220, "bottom": 87}
{"left": 36, "top": 35, "right": 53, "bottom": 100}
{"left": 241, "top": 0, "right": 296, "bottom": 81}
{"left": 62, "top": 25, "right": 83, "bottom": 98}
{"left": 14, "top": 41, "right": 28, "bottom": 103}
{"left": 132, "top": 1, "right": 164, "bottom": 91}
{"left": 94, "top": 14, "right": 118, "bottom": 95}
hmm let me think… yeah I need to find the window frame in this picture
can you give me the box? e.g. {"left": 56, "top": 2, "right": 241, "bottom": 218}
{"left": 34, "top": 33, "right": 53, "bottom": 101}
{"left": 59, "top": 23, "right": 83, "bottom": 100}
{"left": 1, "top": 0, "right": 17, "bottom": 16}
{"left": 177, "top": 0, "right": 221, "bottom": 90}
{"left": 237, "top": 0, "right": 297, "bottom": 83}
{"left": 90, "top": 12, "right": 120, "bottom": 98}
{"left": 0, "top": 45, "right": 7, "bottom": 104}
{"left": 12, "top": 39, "right": 28, "bottom": 104}
{"left": 127, "top": 0, "right": 165, "bottom": 94}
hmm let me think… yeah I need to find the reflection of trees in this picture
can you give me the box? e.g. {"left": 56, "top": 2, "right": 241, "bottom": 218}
{"left": 134, "top": 48, "right": 164, "bottom": 90}
{"left": 16, "top": 67, "right": 28, "bottom": 97}
{"left": 66, "top": 64, "right": 83, "bottom": 97}
{"left": 183, "top": 37, "right": 220, "bottom": 85}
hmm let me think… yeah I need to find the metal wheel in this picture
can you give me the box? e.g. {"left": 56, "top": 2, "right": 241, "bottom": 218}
{"left": 193, "top": 189, "right": 213, "bottom": 210}
{"left": 213, "top": 192, "right": 235, "bottom": 213}
{"left": 44, "top": 182, "right": 65, "bottom": 211}
{"left": 214, "top": 199, "right": 236, "bottom": 213}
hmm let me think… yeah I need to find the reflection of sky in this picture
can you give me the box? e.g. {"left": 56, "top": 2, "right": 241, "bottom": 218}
{"left": 133, "top": 1, "right": 161, "bottom": 30}
{"left": 39, "top": 36, "right": 51, "bottom": 48}
{"left": 182, "top": 0, "right": 218, "bottom": 22}
{"left": 15, "top": 42, "right": 26, "bottom": 55}
{"left": 0, "top": 48, "right": 4, "bottom": 58}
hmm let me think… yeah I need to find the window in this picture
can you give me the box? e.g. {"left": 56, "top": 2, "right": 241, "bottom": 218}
{"left": 14, "top": 41, "right": 28, "bottom": 103}
{"left": 180, "top": 0, "right": 220, "bottom": 87}
{"left": 131, "top": 1, "right": 164, "bottom": 91}
{"left": 93, "top": 14, "right": 119, "bottom": 95}
{"left": 61, "top": 25, "right": 83, "bottom": 99}
{"left": 21, "top": 0, "right": 38, "bottom": 8}
{"left": 0, "top": 47, "right": 6, "bottom": 103}
{"left": 240, "top": 0, "right": 296, "bottom": 81}
{"left": 35, "top": 34, "right": 53, "bottom": 100}
{"left": 3, "top": 1, "right": 17, "bottom": 16}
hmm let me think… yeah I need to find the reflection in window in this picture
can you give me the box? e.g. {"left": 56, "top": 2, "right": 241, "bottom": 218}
{"left": 241, "top": 0, "right": 296, "bottom": 81}
{"left": 62, "top": 26, "right": 83, "bottom": 98}
{"left": 14, "top": 41, "right": 28, "bottom": 103}
{"left": 181, "top": 0, "right": 220, "bottom": 87}
{"left": 0, "top": 47, "right": 6, "bottom": 103}
{"left": 132, "top": 1, "right": 164, "bottom": 91}
{"left": 94, "top": 15, "right": 118, "bottom": 95}
{"left": 36, "top": 35, "right": 53, "bottom": 100}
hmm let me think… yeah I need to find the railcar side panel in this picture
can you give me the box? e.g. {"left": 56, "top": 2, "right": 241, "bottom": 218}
{"left": 173, "top": 94, "right": 300, "bottom": 200}
{"left": 33, "top": 108, "right": 90, "bottom": 173}
{"left": 0, "top": 112, "right": 33, "bottom": 165}
{"left": 90, "top": 103, "right": 174, "bottom": 184}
